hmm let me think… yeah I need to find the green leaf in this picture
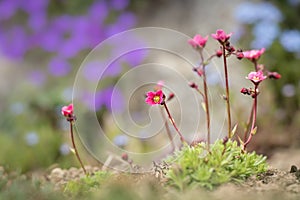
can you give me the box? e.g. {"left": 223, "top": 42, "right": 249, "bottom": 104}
{"left": 251, "top": 126, "right": 258, "bottom": 135}
{"left": 231, "top": 124, "right": 238, "bottom": 137}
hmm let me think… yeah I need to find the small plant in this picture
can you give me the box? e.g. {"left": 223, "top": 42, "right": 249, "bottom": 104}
{"left": 64, "top": 171, "right": 111, "bottom": 197}
{"left": 164, "top": 139, "right": 267, "bottom": 190}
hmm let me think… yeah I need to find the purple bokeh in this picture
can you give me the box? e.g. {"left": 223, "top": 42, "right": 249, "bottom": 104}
{"left": 83, "top": 61, "right": 104, "bottom": 81}
{"left": 28, "top": 70, "right": 46, "bottom": 86}
{"left": 48, "top": 57, "right": 71, "bottom": 77}
{"left": 0, "top": 0, "right": 19, "bottom": 20}
{"left": 0, "top": 0, "right": 137, "bottom": 74}
{"left": 110, "top": 0, "right": 129, "bottom": 10}
{"left": 82, "top": 87, "right": 125, "bottom": 112}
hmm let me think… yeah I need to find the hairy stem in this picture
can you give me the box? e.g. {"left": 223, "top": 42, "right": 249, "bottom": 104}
{"left": 222, "top": 45, "right": 232, "bottom": 138}
{"left": 70, "top": 122, "right": 87, "bottom": 175}
{"left": 162, "top": 102, "right": 185, "bottom": 143}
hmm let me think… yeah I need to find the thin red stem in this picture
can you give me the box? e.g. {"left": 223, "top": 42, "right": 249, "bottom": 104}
{"left": 162, "top": 102, "right": 186, "bottom": 143}
{"left": 222, "top": 45, "right": 232, "bottom": 138}
{"left": 202, "top": 68, "right": 211, "bottom": 148}
{"left": 199, "top": 49, "right": 211, "bottom": 148}
{"left": 244, "top": 85, "right": 258, "bottom": 149}
{"left": 70, "top": 122, "right": 87, "bottom": 175}
{"left": 160, "top": 107, "right": 175, "bottom": 151}
{"left": 195, "top": 88, "right": 205, "bottom": 99}
{"left": 243, "top": 102, "right": 254, "bottom": 142}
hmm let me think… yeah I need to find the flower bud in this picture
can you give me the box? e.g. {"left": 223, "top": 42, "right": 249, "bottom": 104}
{"left": 236, "top": 52, "right": 244, "bottom": 60}
{"left": 167, "top": 93, "right": 175, "bottom": 101}
{"left": 189, "top": 82, "right": 198, "bottom": 89}
{"left": 121, "top": 153, "right": 128, "bottom": 161}
{"left": 216, "top": 49, "right": 223, "bottom": 57}
{"left": 197, "top": 68, "right": 203, "bottom": 76}
{"left": 268, "top": 72, "right": 281, "bottom": 79}
{"left": 227, "top": 45, "right": 235, "bottom": 53}
{"left": 240, "top": 88, "right": 250, "bottom": 95}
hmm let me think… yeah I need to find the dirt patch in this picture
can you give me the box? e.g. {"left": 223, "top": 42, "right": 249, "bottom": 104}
{"left": 45, "top": 165, "right": 300, "bottom": 199}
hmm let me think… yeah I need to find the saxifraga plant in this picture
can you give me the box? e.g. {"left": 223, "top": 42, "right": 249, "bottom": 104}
{"left": 164, "top": 139, "right": 267, "bottom": 190}
{"left": 144, "top": 29, "right": 281, "bottom": 189}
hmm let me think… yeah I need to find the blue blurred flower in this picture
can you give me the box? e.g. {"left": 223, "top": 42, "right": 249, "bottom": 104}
{"left": 113, "top": 135, "right": 129, "bottom": 147}
{"left": 256, "top": 2, "right": 282, "bottom": 22}
{"left": 288, "top": 0, "right": 300, "bottom": 6}
{"left": 282, "top": 84, "right": 296, "bottom": 97}
{"left": 234, "top": 2, "right": 261, "bottom": 24}
{"left": 251, "top": 21, "right": 280, "bottom": 49}
{"left": 234, "top": 2, "right": 282, "bottom": 24}
{"left": 280, "top": 30, "right": 300, "bottom": 53}
{"left": 25, "top": 132, "right": 39, "bottom": 146}
{"left": 61, "top": 87, "right": 73, "bottom": 102}
{"left": 60, "top": 143, "right": 71, "bottom": 155}
{"left": 10, "top": 102, "right": 25, "bottom": 115}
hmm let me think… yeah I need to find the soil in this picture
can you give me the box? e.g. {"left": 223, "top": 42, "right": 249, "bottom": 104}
{"left": 43, "top": 164, "right": 300, "bottom": 199}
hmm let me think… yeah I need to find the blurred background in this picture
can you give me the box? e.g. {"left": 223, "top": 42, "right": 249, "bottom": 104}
{"left": 0, "top": 0, "right": 299, "bottom": 173}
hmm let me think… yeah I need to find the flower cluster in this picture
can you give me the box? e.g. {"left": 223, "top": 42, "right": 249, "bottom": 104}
{"left": 144, "top": 29, "right": 281, "bottom": 151}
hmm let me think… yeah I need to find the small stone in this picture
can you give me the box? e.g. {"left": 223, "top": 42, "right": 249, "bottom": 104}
{"left": 49, "top": 168, "right": 64, "bottom": 183}
{"left": 295, "top": 170, "right": 300, "bottom": 179}
{"left": 290, "top": 165, "right": 298, "bottom": 173}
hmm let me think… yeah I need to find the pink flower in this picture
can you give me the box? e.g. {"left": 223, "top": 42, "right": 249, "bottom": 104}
{"left": 61, "top": 103, "right": 73, "bottom": 117}
{"left": 188, "top": 34, "right": 208, "bottom": 48}
{"left": 145, "top": 90, "right": 164, "bottom": 105}
{"left": 243, "top": 48, "right": 265, "bottom": 61}
{"left": 246, "top": 70, "right": 267, "bottom": 84}
{"left": 211, "top": 29, "right": 232, "bottom": 43}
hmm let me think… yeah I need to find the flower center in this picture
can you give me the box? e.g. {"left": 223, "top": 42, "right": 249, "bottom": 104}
{"left": 253, "top": 76, "right": 260, "bottom": 81}
{"left": 153, "top": 95, "right": 160, "bottom": 103}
